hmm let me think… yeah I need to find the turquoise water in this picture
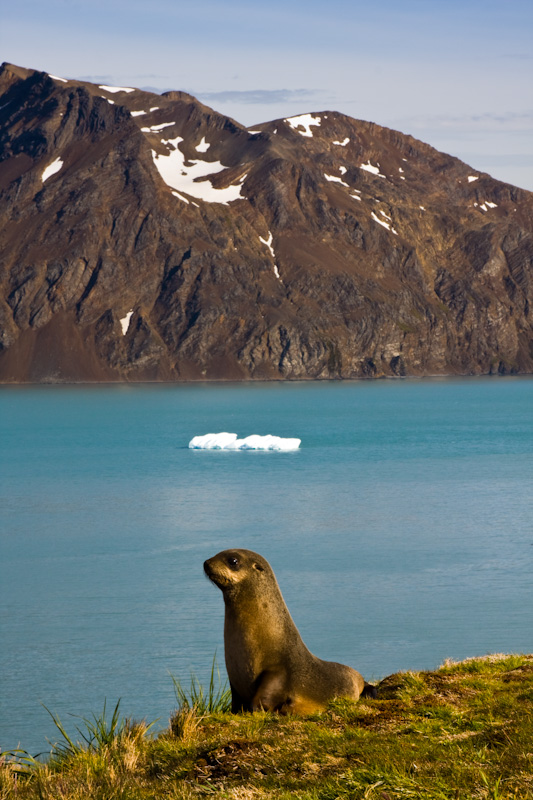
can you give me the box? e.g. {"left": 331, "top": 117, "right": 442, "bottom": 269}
{"left": 1, "top": 378, "right": 532, "bottom": 754}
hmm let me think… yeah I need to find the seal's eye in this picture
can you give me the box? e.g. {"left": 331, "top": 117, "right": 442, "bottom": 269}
{"left": 227, "top": 556, "right": 239, "bottom": 569}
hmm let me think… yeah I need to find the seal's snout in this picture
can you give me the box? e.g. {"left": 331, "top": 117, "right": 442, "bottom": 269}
{"left": 203, "top": 559, "right": 214, "bottom": 579}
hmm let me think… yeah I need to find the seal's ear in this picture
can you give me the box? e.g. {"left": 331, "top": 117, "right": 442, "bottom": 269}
{"left": 253, "top": 562, "right": 265, "bottom": 572}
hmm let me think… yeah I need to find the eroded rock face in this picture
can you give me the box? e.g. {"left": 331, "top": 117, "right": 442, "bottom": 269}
{"left": 1, "top": 62, "right": 532, "bottom": 382}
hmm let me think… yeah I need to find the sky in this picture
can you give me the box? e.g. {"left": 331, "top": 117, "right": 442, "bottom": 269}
{"left": 2, "top": 0, "right": 533, "bottom": 190}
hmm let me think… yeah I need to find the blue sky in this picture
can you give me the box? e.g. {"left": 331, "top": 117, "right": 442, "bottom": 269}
{"left": 2, "top": 0, "right": 532, "bottom": 189}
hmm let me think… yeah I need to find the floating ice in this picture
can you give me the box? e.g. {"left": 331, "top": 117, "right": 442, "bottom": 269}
{"left": 151, "top": 136, "right": 245, "bottom": 204}
{"left": 120, "top": 310, "right": 133, "bottom": 335}
{"left": 98, "top": 84, "right": 135, "bottom": 93}
{"left": 42, "top": 157, "right": 64, "bottom": 182}
{"left": 285, "top": 114, "right": 321, "bottom": 137}
{"left": 189, "top": 433, "right": 301, "bottom": 451}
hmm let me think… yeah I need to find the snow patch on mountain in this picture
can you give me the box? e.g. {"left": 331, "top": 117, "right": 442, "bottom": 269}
{"left": 259, "top": 233, "right": 282, "bottom": 280}
{"left": 325, "top": 173, "right": 350, "bottom": 188}
{"left": 195, "top": 137, "right": 210, "bottom": 153}
{"left": 371, "top": 211, "right": 397, "bottom": 234}
{"left": 120, "top": 310, "right": 133, "bottom": 335}
{"left": 361, "top": 161, "right": 385, "bottom": 178}
{"left": 98, "top": 84, "right": 135, "bottom": 93}
{"left": 259, "top": 232, "right": 275, "bottom": 259}
{"left": 49, "top": 74, "right": 67, "bottom": 83}
{"left": 474, "top": 201, "right": 498, "bottom": 211}
{"left": 42, "top": 157, "right": 63, "bottom": 183}
{"left": 468, "top": 176, "right": 479, "bottom": 183}
{"left": 151, "top": 136, "right": 245, "bottom": 204}
{"left": 285, "top": 114, "right": 321, "bottom": 137}
{"left": 141, "top": 122, "right": 175, "bottom": 132}
{"left": 333, "top": 138, "right": 350, "bottom": 146}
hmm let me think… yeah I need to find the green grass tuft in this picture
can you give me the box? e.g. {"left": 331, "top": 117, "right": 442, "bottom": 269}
{"left": 169, "top": 653, "right": 231, "bottom": 715}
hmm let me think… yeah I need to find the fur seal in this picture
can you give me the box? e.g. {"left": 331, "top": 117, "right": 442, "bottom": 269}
{"left": 204, "top": 548, "right": 372, "bottom": 714}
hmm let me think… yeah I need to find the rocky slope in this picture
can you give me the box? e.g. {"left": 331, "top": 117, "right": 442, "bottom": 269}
{"left": 1, "top": 62, "right": 532, "bottom": 382}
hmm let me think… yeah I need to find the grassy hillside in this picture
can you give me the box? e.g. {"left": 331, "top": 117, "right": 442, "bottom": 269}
{"left": 2, "top": 654, "right": 532, "bottom": 799}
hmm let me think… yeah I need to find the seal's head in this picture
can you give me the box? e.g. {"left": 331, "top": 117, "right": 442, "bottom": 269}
{"left": 204, "top": 548, "right": 270, "bottom": 595}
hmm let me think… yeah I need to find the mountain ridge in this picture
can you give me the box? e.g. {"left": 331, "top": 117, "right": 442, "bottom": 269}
{"left": 1, "top": 62, "right": 532, "bottom": 382}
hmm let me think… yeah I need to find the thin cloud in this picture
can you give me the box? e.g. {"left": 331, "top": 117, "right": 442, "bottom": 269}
{"left": 398, "top": 110, "right": 533, "bottom": 133}
{"left": 196, "top": 89, "right": 320, "bottom": 105}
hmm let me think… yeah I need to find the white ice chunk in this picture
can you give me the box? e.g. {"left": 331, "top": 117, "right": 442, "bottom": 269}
{"left": 468, "top": 175, "right": 479, "bottom": 183}
{"left": 324, "top": 173, "right": 350, "bottom": 188}
{"left": 141, "top": 122, "right": 174, "bottom": 132}
{"left": 42, "top": 157, "right": 64, "bottom": 182}
{"left": 333, "top": 138, "right": 350, "bottom": 146}
{"left": 189, "top": 432, "right": 238, "bottom": 449}
{"left": 151, "top": 136, "right": 245, "bottom": 204}
{"left": 131, "top": 110, "right": 147, "bottom": 117}
{"left": 360, "top": 161, "right": 385, "bottom": 178}
{"left": 189, "top": 433, "right": 301, "bottom": 450}
{"left": 285, "top": 113, "right": 321, "bottom": 137}
{"left": 98, "top": 84, "right": 135, "bottom": 93}
{"left": 120, "top": 310, "right": 133, "bottom": 335}
{"left": 49, "top": 74, "right": 67, "bottom": 82}
{"left": 195, "top": 137, "right": 210, "bottom": 153}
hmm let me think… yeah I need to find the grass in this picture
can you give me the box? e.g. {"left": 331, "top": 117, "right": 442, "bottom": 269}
{"left": 1, "top": 653, "right": 532, "bottom": 799}
{"left": 170, "top": 654, "right": 232, "bottom": 715}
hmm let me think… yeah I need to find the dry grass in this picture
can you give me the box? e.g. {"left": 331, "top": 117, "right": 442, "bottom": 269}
{"left": 2, "top": 653, "right": 532, "bottom": 799}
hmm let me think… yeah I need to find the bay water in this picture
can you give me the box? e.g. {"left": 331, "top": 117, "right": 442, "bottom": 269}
{"left": 1, "top": 378, "right": 532, "bottom": 754}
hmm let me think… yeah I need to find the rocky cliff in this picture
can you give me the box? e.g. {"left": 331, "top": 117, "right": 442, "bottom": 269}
{"left": 1, "top": 62, "right": 532, "bottom": 382}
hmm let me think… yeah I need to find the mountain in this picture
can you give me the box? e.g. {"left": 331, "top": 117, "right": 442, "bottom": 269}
{"left": 1, "top": 62, "right": 532, "bottom": 382}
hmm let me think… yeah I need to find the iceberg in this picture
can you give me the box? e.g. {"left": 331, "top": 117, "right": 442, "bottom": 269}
{"left": 188, "top": 433, "right": 301, "bottom": 451}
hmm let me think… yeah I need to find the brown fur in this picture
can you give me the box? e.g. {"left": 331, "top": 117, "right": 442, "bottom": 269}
{"left": 204, "top": 548, "right": 367, "bottom": 714}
